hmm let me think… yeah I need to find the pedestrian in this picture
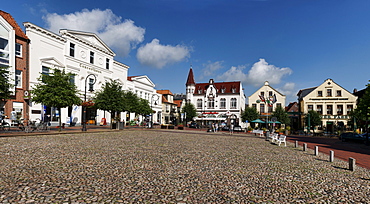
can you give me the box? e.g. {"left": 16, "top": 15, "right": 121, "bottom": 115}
{"left": 214, "top": 123, "right": 218, "bottom": 132}
{"left": 212, "top": 123, "right": 215, "bottom": 132}
{"left": 229, "top": 123, "right": 234, "bottom": 135}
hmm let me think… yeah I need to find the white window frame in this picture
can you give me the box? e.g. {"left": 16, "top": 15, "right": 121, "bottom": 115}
{"left": 15, "top": 43, "right": 22, "bottom": 57}
{"left": 15, "top": 70, "right": 22, "bottom": 88}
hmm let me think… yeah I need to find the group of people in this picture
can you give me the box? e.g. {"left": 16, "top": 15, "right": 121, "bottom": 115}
{"left": 209, "top": 122, "right": 235, "bottom": 135}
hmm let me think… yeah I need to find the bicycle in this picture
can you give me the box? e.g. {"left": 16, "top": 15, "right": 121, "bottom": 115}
{"left": 0, "top": 119, "right": 10, "bottom": 131}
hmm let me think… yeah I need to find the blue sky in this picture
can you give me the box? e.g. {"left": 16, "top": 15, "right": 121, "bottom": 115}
{"left": 3, "top": 0, "right": 370, "bottom": 104}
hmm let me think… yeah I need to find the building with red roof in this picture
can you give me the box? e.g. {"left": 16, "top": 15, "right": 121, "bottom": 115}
{"left": 185, "top": 67, "right": 246, "bottom": 127}
{"left": 0, "top": 10, "right": 30, "bottom": 123}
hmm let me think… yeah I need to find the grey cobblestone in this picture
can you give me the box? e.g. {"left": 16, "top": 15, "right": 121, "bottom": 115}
{"left": 0, "top": 130, "right": 369, "bottom": 203}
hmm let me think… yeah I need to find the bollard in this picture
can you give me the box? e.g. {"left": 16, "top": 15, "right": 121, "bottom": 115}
{"left": 314, "top": 146, "right": 319, "bottom": 156}
{"left": 295, "top": 140, "right": 298, "bottom": 148}
{"left": 303, "top": 143, "right": 307, "bottom": 151}
{"left": 349, "top": 157, "right": 356, "bottom": 171}
{"left": 330, "top": 150, "right": 334, "bottom": 162}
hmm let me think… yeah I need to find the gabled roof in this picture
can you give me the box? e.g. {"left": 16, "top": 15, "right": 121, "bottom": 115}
{"left": 0, "top": 10, "right": 29, "bottom": 40}
{"left": 297, "top": 87, "right": 316, "bottom": 100}
{"left": 59, "top": 29, "right": 115, "bottom": 56}
{"left": 174, "top": 99, "right": 182, "bottom": 108}
{"left": 157, "top": 90, "right": 173, "bottom": 95}
{"left": 194, "top": 81, "right": 241, "bottom": 95}
{"left": 127, "top": 75, "right": 155, "bottom": 87}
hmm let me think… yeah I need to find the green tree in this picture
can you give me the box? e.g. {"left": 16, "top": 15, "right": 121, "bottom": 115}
{"left": 31, "top": 69, "right": 81, "bottom": 131}
{"left": 181, "top": 102, "right": 197, "bottom": 123}
{"left": 271, "top": 106, "right": 290, "bottom": 125}
{"left": 241, "top": 106, "right": 259, "bottom": 123}
{"left": 136, "top": 98, "right": 152, "bottom": 119}
{"left": 94, "top": 79, "right": 125, "bottom": 128}
{"left": 122, "top": 91, "right": 140, "bottom": 114}
{"left": 305, "top": 110, "right": 322, "bottom": 133}
{"left": 356, "top": 80, "right": 370, "bottom": 131}
{"left": 0, "top": 66, "right": 13, "bottom": 103}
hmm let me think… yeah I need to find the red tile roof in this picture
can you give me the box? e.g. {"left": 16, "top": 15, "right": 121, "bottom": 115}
{"left": 173, "top": 100, "right": 182, "bottom": 108}
{"left": 194, "top": 81, "right": 241, "bottom": 95}
{"left": 157, "top": 90, "right": 173, "bottom": 95}
{"left": 186, "top": 68, "right": 195, "bottom": 86}
{"left": 0, "top": 10, "right": 29, "bottom": 40}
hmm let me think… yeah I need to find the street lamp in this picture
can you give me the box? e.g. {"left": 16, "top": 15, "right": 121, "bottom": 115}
{"left": 82, "top": 73, "right": 97, "bottom": 131}
{"left": 151, "top": 94, "right": 159, "bottom": 128}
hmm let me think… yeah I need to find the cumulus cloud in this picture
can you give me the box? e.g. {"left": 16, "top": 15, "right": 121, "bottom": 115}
{"left": 136, "top": 39, "right": 190, "bottom": 68}
{"left": 216, "top": 65, "right": 248, "bottom": 82}
{"left": 43, "top": 9, "right": 145, "bottom": 57}
{"left": 202, "top": 61, "right": 224, "bottom": 78}
{"left": 246, "top": 58, "right": 292, "bottom": 86}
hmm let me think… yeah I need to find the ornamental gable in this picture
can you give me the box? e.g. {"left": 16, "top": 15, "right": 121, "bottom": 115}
{"left": 302, "top": 79, "right": 357, "bottom": 101}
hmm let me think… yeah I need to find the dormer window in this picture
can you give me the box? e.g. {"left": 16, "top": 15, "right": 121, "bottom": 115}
{"left": 198, "top": 89, "right": 202, "bottom": 94}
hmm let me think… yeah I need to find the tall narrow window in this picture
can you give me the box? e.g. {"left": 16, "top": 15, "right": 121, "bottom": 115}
{"left": 220, "top": 98, "right": 226, "bottom": 109}
{"left": 317, "top": 105, "right": 322, "bottom": 115}
{"left": 260, "top": 104, "right": 265, "bottom": 113}
{"left": 317, "top": 91, "right": 322, "bottom": 97}
{"left": 90, "top": 51, "right": 94, "bottom": 64}
{"left": 327, "top": 105, "right": 333, "bottom": 115}
{"left": 70, "top": 43, "right": 75, "bottom": 57}
{"left": 106, "top": 58, "right": 110, "bottom": 69}
{"left": 15, "top": 43, "right": 22, "bottom": 57}
{"left": 208, "top": 99, "right": 215, "bottom": 109}
{"left": 268, "top": 105, "right": 273, "bottom": 113}
{"left": 347, "top": 105, "right": 353, "bottom": 113}
{"left": 42, "top": 66, "right": 49, "bottom": 75}
{"left": 0, "top": 37, "right": 9, "bottom": 64}
{"left": 337, "top": 105, "right": 343, "bottom": 115}
{"left": 308, "top": 105, "right": 313, "bottom": 111}
{"left": 336, "top": 90, "right": 342, "bottom": 97}
{"left": 197, "top": 99, "right": 202, "bottom": 109}
{"left": 15, "top": 70, "right": 22, "bottom": 88}
{"left": 327, "top": 89, "right": 332, "bottom": 97}
{"left": 69, "top": 75, "right": 75, "bottom": 85}
{"left": 230, "top": 98, "right": 237, "bottom": 109}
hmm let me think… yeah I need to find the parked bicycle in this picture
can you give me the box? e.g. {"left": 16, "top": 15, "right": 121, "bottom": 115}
{"left": 0, "top": 119, "right": 10, "bottom": 131}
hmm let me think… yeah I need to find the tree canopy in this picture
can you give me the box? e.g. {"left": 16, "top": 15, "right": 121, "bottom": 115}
{"left": 271, "top": 106, "right": 290, "bottom": 125}
{"left": 241, "top": 106, "right": 259, "bottom": 123}
{"left": 306, "top": 110, "right": 322, "bottom": 133}
{"left": 31, "top": 69, "right": 81, "bottom": 130}
{"left": 352, "top": 80, "right": 370, "bottom": 130}
{"left": 0, "top": 66, "right": 13, "bottom": 102}
{"left": 181, "top": 102, "right": 197, "bottom": 123}
{"left": 94, "top": 79, "right": 125, "bottom": 118}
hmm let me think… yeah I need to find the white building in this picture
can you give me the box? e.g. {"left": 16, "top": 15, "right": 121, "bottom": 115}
{"left": 297, "top": 78, "right": 357, "bottom": 132}
{"left": 185, "top": 67, "right": 246, "bottom": 127}
{"left": 126, "top": 75, "right": 162, "bottom": 125}
{"left": 24, "top": 22, "right": 129, "bottom": 125}
{"left": 248, "top": 81, "right": 286, "bottom": 115}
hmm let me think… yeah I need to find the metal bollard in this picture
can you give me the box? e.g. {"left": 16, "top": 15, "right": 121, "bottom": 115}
{"left": 303, "top": 143, "right": 307, "bottom": 151}
{"left": 349, "top": 157, "right": 356, "bottom": 171}
{"left": 330, "top": 150, "right": 334, "bottom": 162}
{"left": 314, "top": 146, "right": 319, "bottom": 156}
{"left": 295, "top": 140, "right": 298, "bottom": 148}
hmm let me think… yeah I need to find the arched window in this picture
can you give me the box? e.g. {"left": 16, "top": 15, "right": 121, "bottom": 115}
{"left": 208, "top": 99, "right": 215, "bottom": 109}
{"left": 230, "top": 98, "right": 237, "bottom": 109}
{"left": 197, "top": 99, "right": 203, "bottom": 109}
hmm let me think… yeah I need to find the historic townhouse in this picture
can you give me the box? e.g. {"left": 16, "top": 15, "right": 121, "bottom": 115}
{"left": 157, "top": 90, "right": 178, "bottom": 125}
{"left": 297, "top": 78, "right": 357, "bottom": 132}
{"left": 24, "top": 22, "right": 129, "bottom": 125}
{"left": 0, "top": 11, "right": 30, "bottom": 124}
{"left": 126, "top": 75, "right": 162, "bottom": 125}
{"left": 185, "top": 67, "right": 246, "bottom": 127}
{"left": 248, "top": 81, "right": 286, "bottom": 115}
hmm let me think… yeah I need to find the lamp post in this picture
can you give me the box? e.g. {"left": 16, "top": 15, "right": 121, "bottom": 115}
{"left": 151, "top": 94, "right": 159, "bottom": 128}
{"left": 82, "top": 73, "right": 97, "bottom": 131}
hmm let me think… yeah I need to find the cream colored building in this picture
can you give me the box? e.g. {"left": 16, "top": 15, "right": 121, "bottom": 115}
{"left": 297, "top": 78, "right": 357, "bottom": 132}
{"left": 248, "top": 81, "right": 286, "bottom": 115}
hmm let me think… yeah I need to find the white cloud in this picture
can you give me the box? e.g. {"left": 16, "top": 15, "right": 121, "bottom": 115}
{"left": 278, "top": 82, "right": 296, "bottom": 96}
{"left": 136, "top": 39, "right": 190, "bottom": 68}
{"left": 202, "top": 61, "right": 224, "bottom": 78}
{"left": 216, "top": 65, "right": 248, "bottom": 82}
{"left": 43, "top": 9, "right": 145, "bottom": 57}
{"left": 246, "top": 58, "right": 292, "bottom": 86}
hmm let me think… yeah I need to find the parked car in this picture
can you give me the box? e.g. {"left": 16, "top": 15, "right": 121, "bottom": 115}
{"left": 339, "top": 132, "right": 368, "bottom": 143}
{"left": 233, "top": 125, "right": 243, "bottom": 132}
{"left": 189, "top": 122, "right": 198, "bottom": 128}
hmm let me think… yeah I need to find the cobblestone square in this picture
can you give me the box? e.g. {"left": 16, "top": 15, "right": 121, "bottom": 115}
{"left": 1, "top": 130, "right": 370, "bottom": 203}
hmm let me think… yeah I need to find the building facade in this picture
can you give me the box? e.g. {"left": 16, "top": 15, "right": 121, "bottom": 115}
{"left": 0, "top": 11, "right": 30, "bottom": 124}
{"left": 297, "top": 78, "right": 357, "bottom": 132}
{"left": 185, "top": 68, "right": 246, "bottom": 127}
{"left": 126, "top": 75, "right": 162, "bottom": 125}
{"left": 157, "top": 90, "right": 178, "bottom": 125}
{"left": 24, "top": 22, "right": 129, "bottom": 125}
{"left": 248, "top": 81, "right": 286, "bottom": 116}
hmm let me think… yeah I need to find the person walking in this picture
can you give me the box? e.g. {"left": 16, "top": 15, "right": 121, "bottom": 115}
{"left": 214, "top": 123, "right": 218, "bottom": 133}
{"left": 229, "top": 123, "right": 234, "bottom": 135}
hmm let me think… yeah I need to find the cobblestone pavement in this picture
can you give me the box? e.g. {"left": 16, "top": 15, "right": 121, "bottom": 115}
{"left": 1, "top": 130, "right": 370, "bottom": 203}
